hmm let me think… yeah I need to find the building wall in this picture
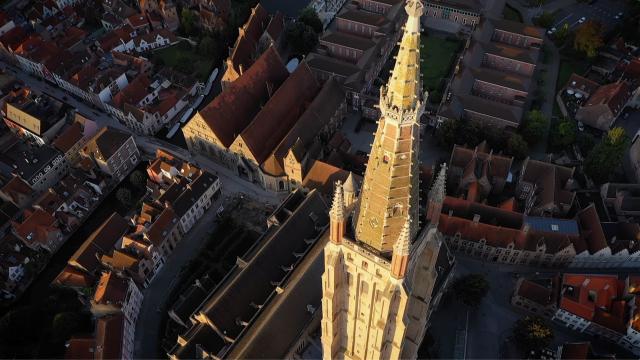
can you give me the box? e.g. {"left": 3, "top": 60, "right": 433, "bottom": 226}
{"left": 483, "top": 54, "right": 535, "bottom": 77}
{"left": 445, "top": 234, "right": 575, "bottom": 267}
{"left": 472, "top": 79, "right": 528, "bottom": 103}
{"left": 552, "top": 308, "right": 591, "bottom": 332}
{"left": 492, "top": 30, "right": 542, "bottom": 48}
{"left": 335, "top": 18, "right": 378, "bottom": 38}
{"left": 423, "top": 4, "right": 479, "bottom": 26}
{"left": 103, "top": 137, "right": 140, "bottom": 181}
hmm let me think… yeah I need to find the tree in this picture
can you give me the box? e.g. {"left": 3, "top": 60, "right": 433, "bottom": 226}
{"left": 286, "top": 22, "right": 319, "bottom": 56}
{"left": 174, "top": 53, "right": 194, "bottom": 74}
{"left": 198, "top": 36, "right": 218, "bottom": 57}
{"left": 584, "top": 127, "right": 629, "bottom": 184}
{"left": 512, "top": 316, "right": 554, "bottom": 354}
{"left": 129, "top": 170, "right": 147, "bottom": 189}
{"left": 451, "top": 274, "right": 490, "bottom": 307}
{"left": 181, "top": 9, "right": 197, "bottom": 36}
{"left": 576, "top": 132, "right": 595, "bottom": 154}
{"left": 298, "top": 7, "right": 323, "bottom": 33}
{"left": 549, "top": 118, "right": 576, "bottom": 149}
{"left": 534, "top": 11, "right": 555, "bottom": 28}
{"left": 116, "top": 188, "right": 133, "bottom": 207}
{"left": 521, "top": 109, "right": 549, "bottom": 144}
{"left": 574, "top": 20, "right": 604, "bottom": 57}
{"left": 506, "top": 133, "right": 529, "bottom": 159}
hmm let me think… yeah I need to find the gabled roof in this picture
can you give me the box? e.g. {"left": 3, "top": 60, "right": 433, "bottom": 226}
{"left": 575, "top": 204, "right": 609, "bottom": 254}
{"left": 0, "top": 176, "right": 33, "bottom": 205}
{"left": 197, "top": 46, "right": 288, "bottom": 147}
{"left": 491, "top": 19, "right": 544, "bottom": 39}
{"left": 83, "top": 126, "right": 133, "bottom": 162}
{"left": 516, "top": 278, "right": 557, "bottom": 306}
{"left": 65, "top": 336, "right": 96, "bottom": 360}
{"left": 12, "top": 208, "right": 59, "bottom": 245}
{"left": 54, "top": 265, "right": 95, "bottom": 288}
{"left": 93, "top": 271, "right": 128, "bottom": 306}
{"left": 69, "top": 212, "right": 129, "bottom": 274}
{"left": 238, "top": 63, "right": 320, "bottom": 164}
{"left": 450, "top": 143, "right": 513, "bottom": 181}
{"left": 95, "top": 314, "right": 124, "bottom": 360}
{"left": 303, "top": 160, "right": 362, "bottom": 197}
{"left": 520, "top": 158, "right": 575, "bottom": 211}
{"left": 565, "top": 73, "right": 600, "bottom": 95}
{"left": 584, "top": 81, "right": 632, "bottom": 113}
{"left": 226, "top": 3, "right": 269, "bottom": 77}
{"left": 52, "top": 122, "right": 83, "bottom": 153}
{"left": 145, "top": 207, "right": 178, "bottom": 246}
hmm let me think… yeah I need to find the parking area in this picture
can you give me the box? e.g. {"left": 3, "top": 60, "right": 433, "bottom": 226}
{"left": 550, "top": 0, "right": 627, "bottom": 33}
{"left": 612, "top": 108, "right": 640, "bottom": 138}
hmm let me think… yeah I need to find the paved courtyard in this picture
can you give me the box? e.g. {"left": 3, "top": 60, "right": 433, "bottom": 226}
{"left": 429, "top": 255, "right": 626, "bottom": 359}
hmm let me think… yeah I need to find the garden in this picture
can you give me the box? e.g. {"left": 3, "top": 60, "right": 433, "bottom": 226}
{"left": 420, "top": 33, "right": 463, "bottom": 104}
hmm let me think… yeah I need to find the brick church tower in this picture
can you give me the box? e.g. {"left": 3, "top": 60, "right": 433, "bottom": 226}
{"left": 320, "top": 1, "right": 454, "bottom": 359}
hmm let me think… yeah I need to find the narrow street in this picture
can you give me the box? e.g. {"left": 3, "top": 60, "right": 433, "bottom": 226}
{"left": 133, "top": 195, "right": 222, "bottom": 358}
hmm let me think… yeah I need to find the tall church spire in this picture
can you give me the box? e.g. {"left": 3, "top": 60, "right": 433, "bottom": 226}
{"left": 354, "top": 0, "right": 425, "bottom": 254}
{"left": 329, "top": 181, "right": 346, "bottom": 244}
{"left": 426, "top": 164, "right": 447, "bottom": 225}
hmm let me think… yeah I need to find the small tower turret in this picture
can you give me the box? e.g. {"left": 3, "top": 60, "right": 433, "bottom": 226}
{"left": 427, "top": 164, "right": 447, "bottom": 226}
{"left": 343, "top": 172, "right": 358, "bottom": 208}
{"left": 329, "top": 181, "right": 346, "bottom": 244}
{"left": 391, "top": 217, "right": 411, "bottom": 279}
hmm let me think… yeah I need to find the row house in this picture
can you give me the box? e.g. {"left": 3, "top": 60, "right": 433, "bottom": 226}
{"left": 81, "top": 126, "right": 140, "bottom": 182}
{"left": 11, "top": 208, "right": 64, "bottom": 252}
{"left": 220, "top": 3, "right": 284, "bottom": 89}
{"left": 306, "top": 0, "right": 405, "bottom": 107}
{"left": 438, "top": 196, "right": 579, "bottom": 267}
{"left": 0, "top": 233, "right": 37, "bottom": 298}
{"left": 184, "top": 50, "right": 345, "bottom": 192}
{"left": 137, "top": 0, "right": 179, "bottom": 31}
{"left": 575, "top": 81, "right": 633, "bottom": 131}
{"left": 447, "top": 142, "right": 513, "bottom": 200}
{"left": 570, "top": 204, "right": 640, "bottom": 268}
{"left": 51, "top": 117, "right": 99, "bottom": 165}
{"left": 0, "top": 137, "right": 69, "bottom": 193}
{"left": 0, "top": 176, "right": 33, "bottom": 209}
{"left": 512, "top": 273, "right": 640, "bottom": 355}
{"left": 516, "top": 158, "right": 576, "bottom": 217}
{"left": 554, "top": 274, "right": 640, "bottom": 355}
{"left": 198, "top": 0, "right": 231, "bottom": 32}
{"left": 424, "top": 0, "right": 481, "bottom": 27}
{"left": 90, "top": 271, "right": 142, "bottom": 359}
{"left": 106, "top": 71, "right": 199, "bottom": 135}
{"left": 3, "top": 88, "right": 69, "bottom": 145}
{"left": 600, "top": 182, "right": 640, "bottom": 220}
{"left": 438, "top": 18, "right": 544, "bottom": 129}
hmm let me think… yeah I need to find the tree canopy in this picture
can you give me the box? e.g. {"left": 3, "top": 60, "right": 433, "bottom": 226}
{"left": 506, "top": 133, "right": 529, "bottom": 159}
{"left": 451, "top": 273, "right": 490, "bottom": 307}
{"left": 574, "top": 20, "right": 604, "bottom": 57}
{"left": 512, "top": 316, "right": 554, "bottom": 354}
{"left": 584, "top": 127, "right": 629, "bottom": 184}
{"left": 549, "top": 117, "right": 576, "bottom": 150}
{"left": 286, "top": 22, "right": 319, "bottom": 56}
{"left": 521, "top": 109, "right": 549, "bottom": 144}
{"left": 298, "top": 7, "right": 323, "bottom": 33}
{"left": 181, "top": 9, "right": 197, "bottom": 36}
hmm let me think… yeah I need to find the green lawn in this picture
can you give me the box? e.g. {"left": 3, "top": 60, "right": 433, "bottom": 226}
{"left": 420, "top": 34, "right": 462, "bottom": 102}
{"left": 556, "top": 59, "right": 589, "bottom": 91}
{"left": 152, "top": 41, "right": 215, "bottom": 81}
{"left": 503, "top": 4, "right": 523, "bottom": 22}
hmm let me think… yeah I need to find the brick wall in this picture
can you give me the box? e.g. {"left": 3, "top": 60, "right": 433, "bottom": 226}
{"left": 492, "top": 30, "right": 542, "bottom": 48}
{"left": 483, "top": 53, "right": 535, "bottom": 76}
{"left": 472, "top": 79, "right": 528, "bottom": 103}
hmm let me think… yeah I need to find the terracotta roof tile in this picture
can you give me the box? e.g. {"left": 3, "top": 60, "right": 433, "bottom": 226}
{"left": 197, "top": 46, "right": 288, "bottom": 147}
{"left": 576, "top": 204, "right": 609, "bottom": 254}
{"left": 239, "top": 63, "right": 319, "bottom": 164}
{"left": 54, "top": 265, "right": 95, "bottom": 288}
{"left": 52, "top": 122, "right": 83, "bottom": 153}
{"left": 93, "top": 271, "right": 128, "bottom": 305}
{"left": 584, "top": 81, "right": 632, "bottom": 114}
{"left": 95, "top": 314, "right": 124, "bottom": 360}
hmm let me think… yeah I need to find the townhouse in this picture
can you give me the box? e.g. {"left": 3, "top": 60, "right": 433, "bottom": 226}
{"left": 81, "top": 126, "right": 140, "bottom": 182}
{"left": 575, "top": 81, "right": 633, "bottom": 131}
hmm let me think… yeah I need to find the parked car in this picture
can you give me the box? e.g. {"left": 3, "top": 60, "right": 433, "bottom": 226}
{"left": 578, "top": 17, "right": 586, "bottom": 24}
{"left": 577, "top": 121, "right": 585, "bottom": 132}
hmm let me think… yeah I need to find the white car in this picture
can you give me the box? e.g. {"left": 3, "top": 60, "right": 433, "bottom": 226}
{"left": 547, "top": 27, "right": 557, "bottom": 35}
{"left": 577, "top": 121, "right": 585, "bottom": 132}
{"left": 578, "top": 17, "right": 586, "bottom": 23}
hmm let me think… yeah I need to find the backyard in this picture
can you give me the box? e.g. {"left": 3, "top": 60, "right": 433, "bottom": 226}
{"left": 420, "top": 33, "right": 462, "bottom": 103}
{"left": 152, "top": 41, "right": 216, "bottom": 81}
{"left": 556, "top": 59, "right": 590, "bottom": 91}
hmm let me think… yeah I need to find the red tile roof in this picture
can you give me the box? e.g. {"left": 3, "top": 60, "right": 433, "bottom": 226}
{"left": 516, "top": 278, "right": 557, "bottom": 306}
{"left": 575, "top": 204, "right": 608, "bottom": 254}
{"left": 198, "top": 46, "right": 288, "bottom": 147}
{"left": 52, "top": 122, "right": 83, "bottom": 153}
{"left": 565, "top": 73, "right": 600, "bottom": 95}
{"left": 12, "top": 209, "right": 59, "bottom": 246}
{"left": 93, "top": 271, "right": 128, "bottom": 306}
{"left": 95, "top": 314, "right": 124, "bottom": 360}
{"left": 0, "top": 176, "right": 33, "bottom": 205}
{"left": 127, "top": 13, "right": 149, "bottom": 28}
{"left": 111, "top": 74, "right": 151, "bottom": 109}
{"left": 302, "top": 160, "right": 360, "bottom": 197}
{"left": 226, "top": 4, "right": 269, "bottom": 76}
{"left": 145, "top": 207, "right": 177, "bottom": 246}
{"left": 585, "top": 81, "right": 632, "bottom": 114}
{"left": 53, "top": 265, "right": 95, "bottom": 288}
{"left": 238, "top": 63, "right": 320, "bottom": 164}
{"left": 559, "top": 274, "right": 627, "bottom": 332}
